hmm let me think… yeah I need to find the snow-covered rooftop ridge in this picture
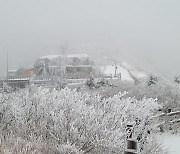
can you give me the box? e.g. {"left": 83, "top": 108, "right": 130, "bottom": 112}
{"left": 39, "top": 55, "right": 61, "bottom": 60}
{"left": 66, "top": 65, "right": 94, "bottom": 67}
{"left": 8, "top": 70, "right": 17, "bottom": 72}
{"left": 39, "top": 54, "right": 89, "bottom": 60}
{"left": 67, "top": 54, "right": 88, "bottom": 58}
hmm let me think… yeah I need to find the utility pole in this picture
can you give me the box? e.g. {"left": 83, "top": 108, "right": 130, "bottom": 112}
{"left": 6, "top": 50, "right": 9, "bottom": 84}
{"left": 114, "top": 61, "right": 117, "bottom": 77}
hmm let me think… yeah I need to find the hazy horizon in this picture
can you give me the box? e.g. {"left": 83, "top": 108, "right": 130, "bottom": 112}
{"left": 0, "top": 0, "right": 180, "bottom": 81}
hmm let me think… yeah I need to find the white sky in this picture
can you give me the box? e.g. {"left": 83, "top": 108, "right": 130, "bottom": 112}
{"left": 0, "top": 0, "right": 180, "bottom": 80}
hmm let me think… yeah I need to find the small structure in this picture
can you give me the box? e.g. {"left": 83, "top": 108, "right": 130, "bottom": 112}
{"left": 125, "top": 124, "right": 138, "bottom": 154}
{"left": 6, "top": 68, "right": 35, "bottom": 89}
{"left": 8, "top": 68, "right": 36, "bottom": 79}
{"left": 8, "top": 70, "right": 17, "bottom": 79}
{"left": 23, "top": 68, "right": 36, "bottom": 78}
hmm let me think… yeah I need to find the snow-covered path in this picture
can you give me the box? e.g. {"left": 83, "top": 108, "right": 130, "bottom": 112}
{"left": 158, "top": 133, "right": 180, "bottom": 154}
{"left": 101, "top": 64, "right": 134, "bottom": 81}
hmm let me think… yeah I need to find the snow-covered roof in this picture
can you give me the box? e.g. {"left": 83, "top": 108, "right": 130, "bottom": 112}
{"left": 66, "top": 65, "right": 94, "bottom": 68}
{"left": 66, "top": 54, "right": 88, "bottom": 58}
{"left": 39, "top": 55, "right": 61, "bottom": 60}
{"left": 8, "top": 70, "right": 17, "bottom": 72}
{"left": 39, "top": 54, "right": 89, "bottom": 60}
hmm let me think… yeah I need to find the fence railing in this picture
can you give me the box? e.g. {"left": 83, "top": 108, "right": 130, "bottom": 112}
{"left": 150, "top": 109, "right": 180, "bottom": 132}
{"left": 124, "top": 110, "right": 180, "bottom": 153}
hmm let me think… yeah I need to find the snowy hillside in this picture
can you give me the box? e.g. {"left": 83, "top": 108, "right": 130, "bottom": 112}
{"left": 101, "top": 64, "right": 134, "bottom": 81}
{"left": 158, "top": 133, "right": 180, "bottom": 154}
{"left": 122, "top": 63, "right": 147, "bottom": 80}
{"left": 101, "top": 63, "right": 147, "bottom": 82}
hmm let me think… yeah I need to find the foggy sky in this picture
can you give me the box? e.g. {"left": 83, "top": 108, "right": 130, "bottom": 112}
{"left": 0, "top": 0, "right": 180, "bottom": 80}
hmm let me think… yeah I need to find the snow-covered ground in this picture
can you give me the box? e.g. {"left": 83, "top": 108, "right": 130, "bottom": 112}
{"left": 158, "top": 133, "right": 180, "bottom": 154}
{"left": 101, "top": 64, "right": 134, "bottom": 81}
{"left": 122, "top": 62, "right": 147, "bottom": 79}
{"left": 101, "top": 62, "right": 148, "bottom": 83}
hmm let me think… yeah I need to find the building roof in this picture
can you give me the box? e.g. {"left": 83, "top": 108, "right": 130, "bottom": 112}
{"left": 39, "top": 54, "right": 89, "bottom": 60}
{"left": 8, "top": 70, "right": 17, "bottom": 73}
{"left": 39, "top": 55, "right": 61, "bottom": 60}
{"left": 66, "top": 54, "right": 88, "bottom": 58}
{"left": 66, "top": 65, "right": 94, "bottom": 68}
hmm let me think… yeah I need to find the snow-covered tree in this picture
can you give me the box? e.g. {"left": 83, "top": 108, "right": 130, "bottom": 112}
{"left": 0, "top": 87, "right": 164, "bottom": 153}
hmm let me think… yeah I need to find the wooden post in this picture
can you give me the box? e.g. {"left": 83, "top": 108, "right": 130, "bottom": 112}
{"left": 124, "top": 139, "right": 138, "bottom": 154}
{"left": 127, "top": 139, "right": 137, "bottom": 150}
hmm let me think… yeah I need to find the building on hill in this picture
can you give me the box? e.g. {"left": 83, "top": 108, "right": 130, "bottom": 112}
{"left": 8, "top": 68, "right": 36, "bottom": 79}
{"left": 33, "top": 54, "right": 95, "bottom": 79}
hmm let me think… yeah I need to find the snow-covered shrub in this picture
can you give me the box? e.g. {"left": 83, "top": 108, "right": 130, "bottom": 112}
{"left": 127, "top": 80, "right": 180, "bottom": 110}
{"left": 86, "top": 76, "right": 95, "bottom": 89}
{"left": 85, "top": 77, "right": 180, "bottom": 111}
{"left": 0, "top": 137, "right": 82, "bottom": 154}
{"left": 147, "top": 75, "right": 158, "bottom": 86}
{"left": 82, "top": 80, "right": 134, "bottom": 99}
{"left": 0, "top": 87, "right": 161, "bottom": 153}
